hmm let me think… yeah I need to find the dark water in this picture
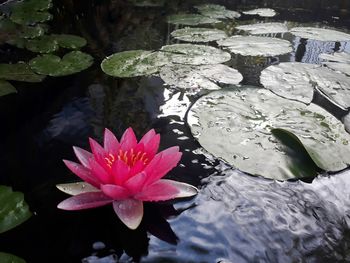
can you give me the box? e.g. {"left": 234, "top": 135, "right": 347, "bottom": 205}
{"left": 1, "top": 0, "right": 350, "bottom": 262}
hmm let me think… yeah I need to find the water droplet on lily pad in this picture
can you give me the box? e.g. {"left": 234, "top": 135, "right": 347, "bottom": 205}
{"left": 187, "top": 87, "right": 350, "bottom": 180}
{"left": 260, "top": 62, "right": 350, "bottom": 109}
{"left": 217, "top": 36, "right": 292, "bottom": 56}
{"left": 167, "top": 14, "right": 221, "bottom": 26}
{"left": 0, "top": 62, "right": 45, "bottom": 82}
{"left": 195, "top": 4, "right": 241, "bottom": 19}
{"left": 243, "top": 8, "right": 276, "bottom": 17}
{"left": 290, "top": 27, "right": 350, "bottom": 42}
{"left": 0, "top": 80, "right": 17, "bottom": 97}
{"left": 29, "top": 51, "right": 94, "bottom": 76}
{"left": 171, "top": 27, "right": 227, "bottom": 43}
{"left": 236, "top": 22, "right": 288, "bottom": 35}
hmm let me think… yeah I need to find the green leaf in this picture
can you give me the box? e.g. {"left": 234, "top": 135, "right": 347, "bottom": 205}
{"left": 0, "top": 63, "right": 45, "bottom": 82}
{"left": 0, "top": 80, "right": 17, "bottom": 97}
{"left": 195, "top": 4, "right": 241, "bottom": 19}
{"left": 290, "top": 27, "right": 350, "bottom": 42}
{"left": 52, "top": 34, "right": 87, "bottom": 49}
{"left": 0, "top": 252, "right": 26, "bottom": 263}
{"left": 10, "top": 0, "right": 53, "bottom": 25}
{"left": 242, "top": 8, "right": 276, "bottom": 17}
{"left": 171, "top": 27, "right": 227, "bottom": 43}
{"left": 217, "top": 36, "right": 292, "bottom": 56}
{"left": 167, "top": 14, "right": 221, "bottom": 26}
{"left": 236, "top": 22, "right": 288, "bottom": 35}
{"left": 128, "top": 0, "right": 165, "bottom": 7}
{"left": 29, "top": 51, "right": 94, "bottom": 76}
{"left": 187, "top": 87, "right": 350, "bottom": 180}
{"left": 319, "top": 52, "right": 350, "bottom": 76}
{"left": 0, "top": 185, "right": 32, "bottom": 234}
{"left": 25, "top": 35, "right": 58, "bottom": 53}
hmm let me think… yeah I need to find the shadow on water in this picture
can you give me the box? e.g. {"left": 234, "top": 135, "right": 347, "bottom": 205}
{"left": 0, "top": 0, "right": 350, "bottom": 262}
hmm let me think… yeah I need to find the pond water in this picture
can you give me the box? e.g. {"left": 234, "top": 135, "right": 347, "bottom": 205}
{"left": 1, "top": 0, "right": 350, "bottom": 262}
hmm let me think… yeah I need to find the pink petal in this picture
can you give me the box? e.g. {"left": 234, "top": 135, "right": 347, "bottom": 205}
{"left": 101, "top": 184, "right": 130, "bottom": 199}
{"left": 57, "top": 192, "right": 112, "bottom": 210}
{"left": 135, "top": 180, "right": 179, "bottom": 201}
{"left": 104, "top": 128, "right": 120, "bottom": 156}
{"left": 129, "top": 160, "right": 146, "bottom": 178}
{"left": 158, "top": 179, "right": 198, "bottom": 198}
{"left": 63, "top": 160, "right": 100, "bottom": 188}
{"left": 143, "top": 134, "right": 160, "bottom": 159}
{"left": 113, "top": 199, "right": 143, "bottom": 230}
{"left": 120, "top": 128, "right": 138, "bottom": 151}
{"left": 139, "top": 129, "right": 156, "bottom": 145}
{"left": 89, "top": 138, "right": 107, "bottom": 164}
{"left": 111, "top": 159, "right": 130, "bottom": 185}
{"left": 89, "top": 158, "right": 112, "bottom": 184}
{"left": 73, "top": 146, "right": 93, "bottom": 168}
{"left": 144, "top": 146, "right": 182, "bottom": 185}
{"left": 124, "top": 172, "right": 147, "bottom": 194}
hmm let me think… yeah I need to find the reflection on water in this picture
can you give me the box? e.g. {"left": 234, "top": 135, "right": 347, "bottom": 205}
{"left": 0, "top": 0, "right": 350, "bottom": 262}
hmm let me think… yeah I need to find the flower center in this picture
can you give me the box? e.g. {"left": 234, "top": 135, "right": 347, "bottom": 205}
{"left": 104, "top": 149, "right": 149, "bottom": 168}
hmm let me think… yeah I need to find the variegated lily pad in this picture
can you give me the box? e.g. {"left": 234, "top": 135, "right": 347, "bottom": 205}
{"left": 290, "top": 27, "right": 350, "bottom": 42}
{"left": 167, "top": 14, "right": 220, "bottom": 26}
{"left": 235, "top": 22, "right": 288, "bottom": 35}
{"left": 29, "top": 51, "right": 94, "bottom": 76}
{"left": 0, "top": 80, "right": 16, "bottom": 97}
{"left": 195, "top": 4, "right": 241, "bottom": 19}
{"left": 188, "top": 87, "right": 350, "bottom": 180}
{"left": 171, "top": 27, "right": 227, "bottom": 43}
{"left": 217, "top": 36, "right": 292, "bottom": 56}
{"left": 319, "top": 52, "right": 350, "bottom": 76}
{"left": 260, "top": 62, "right": 350, "bottom": 109}
{"left": 243, "top": 8, "right": 276, "bottom": 17}
{"left": 160, "top": 64, "right": 242, "bottom": 90}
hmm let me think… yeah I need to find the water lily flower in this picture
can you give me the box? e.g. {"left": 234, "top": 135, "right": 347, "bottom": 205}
{"left": 57, "top": 128, "right": 198, "bottom": 229}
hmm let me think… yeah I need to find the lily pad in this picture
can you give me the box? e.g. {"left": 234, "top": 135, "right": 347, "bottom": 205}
{"left": 235, "top": 22, "right": 288, "bottom": 35}
{"left": 10, "top": 0, "right": 52, "bottom": 25}
{"left": 0, "top": 252, "right": 26, "bottom": 263}
{"left": 25, "top": 35, "right": 58, "bottom": 53}
{"left": 0, "top": 185, "right": 32, "bottom": 234}
{"left": 217, "top": 36, "right": 292, "bottom": 56}
{"left": 160, "top": 44, "right": 231, "bottom": 65}
{"left": 167, "top": 14, "right": 221, "bottom": 26}
{"left": 319, "top": 52, "right": 350, "bottom": 76}
{"left": 260, "top": 62, "right": 350, "bottom": 109}
{"left": 20, "top": 24, "right": 47, "bottom": 39}
{"left": 187, "top": 87, "right": 350, "bottom": 180}
{"left": 29, "top": 51, "right": 94, "bottom": 76}
{"left": 290, "top": 27, "right": 350, "bottom": 42}
{"left": 129, "top": 0, "right": 165, "bottom": 7}
{"left": 171, "top": 27, "right": 227, "bottom": 43}
{"left": 242, "top": 8, "right": 276, "bottom": 17}
{"left": 52, "top": 34, "right": 87, "bottom": 49}
{"left": 160, "top": 64, "right": 242, "bottom": 90}
{"left": 0, "top": 80, "right": 17, "bottom": 96}
{"left": 195, "top": 4, "right": 241, "bottom": 19}
{"left": 0, "top": 63, "right": 45, "bottom": 82}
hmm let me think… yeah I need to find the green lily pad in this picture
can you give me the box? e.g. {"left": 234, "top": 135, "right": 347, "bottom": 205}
{"left": 52, "top": 34, "right": 87, "bottom": 49}
{"left": 235, "top": 22, "right": 288, "bottom": 35}
{"left": 319, "top": 52, "right": 350, "bottom": 76}
{"left": 129, "top": 0, "right": 165, "bottom": 7}
{"left": 167, "top": 14, "right": 221, "bottom": 25}
{"left": 0, "top": 252, "right": 26, "bottom": 263}
{"left": 25, "top": 35, "right": 58, "bottom": 53}
{"left": 260, "top": 62, "right": 350, "bottom": 109}
{"left": 10, "top": 0, "right": 53, "bottom": 25}
{"left": 160, "top": 64, "right": 242, "bottom": 91}
{"left": 290, "top": 27, "right": 350, "bottom": 42}
{"left": 195, "top": 4, "right": 241, "bottom": 19}
{"left": 29, "top": 51, "right": 94, "bottom": 76}
{"left": 20, "top": 24, "right": 47, "bottom": 39}
{"left": 160, "top": 44, "right": 231, "bottom": 65}
{"left": 187, "top": 87, "right": 350, "bottom": 180}
{"left": 0, "top": 80, "right": 17, "bottom": 97}
{"left": 171, "top": 27, "right": 227, "bottom": 43}
{"left": 243, "top": 8, "right": 276, "bottom": 17}
{"left": 217, "top": 36, "right": 292, "bottom": 56}
{"left": 0, "top": 63, "right": 45, "bottom": 82}
{"left": 0, "top": 185, "right": 32, "bottom": 234}
{"left": 101, "top": 50, "right": 168, "bottom": 78}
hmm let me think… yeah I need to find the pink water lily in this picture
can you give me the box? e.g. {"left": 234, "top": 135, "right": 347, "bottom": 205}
{"left": 57, "top": 128, "right": 198, "bottom": 229}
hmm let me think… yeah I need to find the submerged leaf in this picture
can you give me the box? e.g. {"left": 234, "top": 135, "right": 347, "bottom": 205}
{"left": 29, "top": 51, "right": 94, "bottom": 76}
{"left": 187, "top": 87, "right": 350, "bottom": 180}
{"left": 242, "top": 8, "right": 276, "bottom": 17}
{"left": 0, "top": 63, "right": 45, "bottom": 82}
{"left": 260, "top": 62, "right": 350, "bottom": 109}
{"left": 217, "top": 36, "right": 292, "bottom": 56}
{"left": 290, "top": 27, "right": 350, "bottom": 42}
{"left": 235, "top": 22, "right": 288, "bottom": 35}
{"left": 0, "top": 80, "right": 17, "bottom": 97}
{"left": 0, "top": 252, "right": 26, "bottom": 263}
{"left": 167, "top": 14, "right": 221, "bottom": 25}
{"left": 171, "top": 27, "right": 227, "bottom": 43}
{"left": 0, "top": 185, "right": 32, "bottom": 234}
